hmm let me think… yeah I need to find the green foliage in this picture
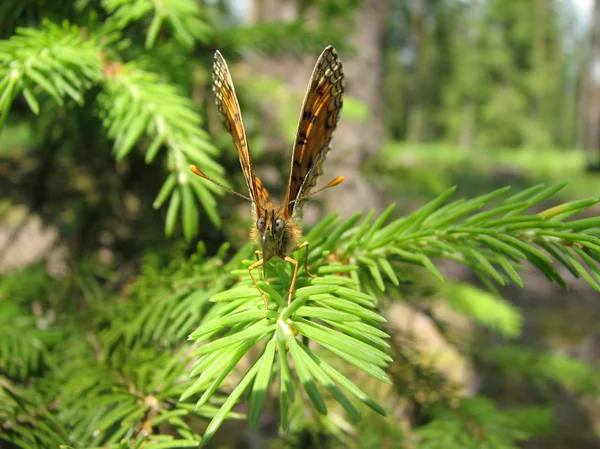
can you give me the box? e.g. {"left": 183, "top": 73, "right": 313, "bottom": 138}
{"left": 103, "top": 0, "right": 211, "bottom": 49}
{"left": 481, "top": 344, "right": 599, "bottom": 395}
{"left": 1, "top": 182, "right": 600, "bottom": 447}
{"left": 185, "top": 271, "right": 388, "bottom": 446}
{"left": 1, "top": 2, "right": 599, "bottom": 447}
{"left": 99, "top": 63, "right": 225, "bottom": 236}
{"left": 162, "top": 183, "right": 600, "bottom": 446}
{"left": 443, "top": 283, "right": 523, "bottom": 338}
{"left": 385, "top": 0, "right": 582, "bottom": 148}
{"left": 314, "top": 183, "right": 600, "bottom": 298}
{"left": 0, "top": 0, "right": 360, "bottom": 244}
{"left": 0, "top": 246, "right": 246, "bottom": 448}
{"left": 0, "top": 377, "right": 69, "bottom": 448}
{"left": 0, "top": 266, "right": 62, "bottom": 379}
{"left": 0, "top": 303, "right": 60, "bottom": 379}
{"left": 0, "top": 10, "right": 220, "bottom": 240}
{"left": 417, "top": 398, "right": 553, "bottom": 449}
{"left": 0, "top": 20, "right": 105, "bottom": 125}
{"left": 212, "top": 21, "right": 348, "bottom": 57}
{"left": 55, "top": 341, "right": 218, "bottom": 448}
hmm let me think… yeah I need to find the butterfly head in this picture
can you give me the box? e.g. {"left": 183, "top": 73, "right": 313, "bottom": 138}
{"left": 254, "top": 206, "right": 296, "bottom": 260}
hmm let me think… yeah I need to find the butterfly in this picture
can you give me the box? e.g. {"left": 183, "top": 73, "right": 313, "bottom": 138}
{"left": 190, "top": 46, "right": 345, "bottom": 308}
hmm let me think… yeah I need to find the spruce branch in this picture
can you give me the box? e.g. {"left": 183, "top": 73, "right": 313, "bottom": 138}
{"left": 0, "top": 18, "right": 225, "bottom": 239}
{"left": 102, "top": 0, "right": 211, "bottom": 49}
{"left": 328, "top": 183, "right": 600, "bottom": 295}
{"left": 417, "top": 397, "right": 553, "bottom": 449}
{"left": 185, "top": 266, "right": 389, "bottom": 447}
{"left": 52, "top": 338, "right": 229, "bottom": 448}
{"left": 0, "top": 303, "right": 60, "bottom": 379}
{"left": 443, "top": 283, "right": 523, "bottom": 338}
{"left": 99, "top": 61, "right": 224, "bottom": 238}
{"left": 0, "top": 377, "right": 68, "bottom": 449}
{"left": 0, "top": 19, "right": 104, "bottom": 128}
{"left": 479, "top": 344, "right": 598, "bottom": 395}
{"left": 180, "top": 183, "right": 600, "bottom": 445}
{"left": 104, "top": 242, "right": 251, "bottom": 348}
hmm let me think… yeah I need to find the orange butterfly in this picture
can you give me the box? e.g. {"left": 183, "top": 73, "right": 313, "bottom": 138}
{"left": 190, "top": 46, "right": 345, "bottom": 308}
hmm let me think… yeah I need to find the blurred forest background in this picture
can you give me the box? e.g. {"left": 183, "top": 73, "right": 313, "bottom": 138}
{"left": 2, "top": 0, "right": 600, "bottom": 448}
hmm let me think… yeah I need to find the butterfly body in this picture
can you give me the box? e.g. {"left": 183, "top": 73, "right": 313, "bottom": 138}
{"left": 249, "top": 204, "right": 301, "bottom": 262}
{"left": 191, "top": 46, "right": 344, "bottom": 308}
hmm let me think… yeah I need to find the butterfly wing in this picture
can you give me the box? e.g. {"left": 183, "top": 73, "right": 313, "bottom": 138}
{"left": 254, "top": 176, "right": 271, "bottom": 205}
{"left": 283, "top": 46, "right": 344, "bottom": 219}
{"left": 212, "top": 50, "right": 262, "bottom": 214}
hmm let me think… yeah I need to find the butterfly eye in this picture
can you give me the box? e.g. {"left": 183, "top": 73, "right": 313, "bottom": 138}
{"left": 256, "top": 217, "right": 266, "bottom": 231}
{"left": 274, "top": 218, "right": 285, "bottom": 233}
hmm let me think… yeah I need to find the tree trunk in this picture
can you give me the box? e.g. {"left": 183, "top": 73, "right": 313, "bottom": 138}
{"left": 406, "top": 0, "right": 425, "bottom": 141}
{"left": 458, "top": 0, "right": 480, "bottom": 149}
{"left": 580, "top": 0, "right": 600, "bottom": 168}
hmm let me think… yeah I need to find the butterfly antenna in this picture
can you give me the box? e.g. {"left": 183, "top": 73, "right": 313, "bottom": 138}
{"left": 283, "top": 175, "right": 345, "bottom": 210}
{"left": 189, "top": 165, "right": 253, "bottom": 202}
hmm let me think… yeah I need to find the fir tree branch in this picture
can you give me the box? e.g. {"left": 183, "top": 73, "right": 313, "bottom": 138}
{"left": 184, "top": 267, "right": 389, "bottom": 447}
{"left": 0, "top": 19, "right": 225, "bottom": 239}
{"left": 0, "top": 377, "right": 68, "bottom": 449}
{"left": 417, "top": 397, "right": 553, "bottom": 449}
{"left": 99, "top": 61, "right": 225, "bottom": 237}
{"left": 178, "top": 183, "right": 600, "bottom": 446}
{"left": 479, "top": 344, "right": 598, "bottom": 395}
{"left": 102, "top": 0, "right": 211, "bottom": 49}
{"left": 51, "top": 334, "right": 230, "bottom": 447}
{"left": 315, "top": 183, "right": 600, "bottom": 296}
{"left": 0, "top": 303, "right": 60, "bottom": 379}
{"left": 0, "top": 20, "right": 104, "bottom": 128}
{"left": 443, "top": 283, "right": 523, "bottom": 338}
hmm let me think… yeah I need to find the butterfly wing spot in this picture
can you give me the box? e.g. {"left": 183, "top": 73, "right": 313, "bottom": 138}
{"left": 296, "top": 132, "right": 308, "bottom": 147}
{"left": 302, "top": 111, "right": 317, "bottom": 123}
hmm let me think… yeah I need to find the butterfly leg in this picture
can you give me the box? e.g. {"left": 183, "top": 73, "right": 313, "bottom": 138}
{"left": 248, "top": 258, "right": 269, "bottom": 309}
{"left": 254, "top": 250, "right": 264, "bottom": 280}
{"left": 295, "top": 241, "right": 316, "bottom": 279}
{"left": 282, "top": 254, "right": 299, "bottom": 305}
